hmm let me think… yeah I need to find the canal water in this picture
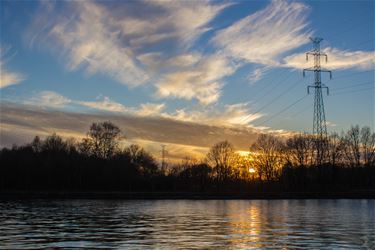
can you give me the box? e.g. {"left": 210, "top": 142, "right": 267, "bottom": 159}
{"left": 0, "top": 199, "right": 374, "bottom": 249}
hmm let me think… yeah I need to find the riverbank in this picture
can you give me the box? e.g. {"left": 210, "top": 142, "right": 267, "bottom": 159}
{"left": 1, "top": 190, "right": 375, "bottom": 199}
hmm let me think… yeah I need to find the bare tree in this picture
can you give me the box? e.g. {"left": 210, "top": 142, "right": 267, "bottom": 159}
{"left": 42, "top": 133, "right": 68, "bottom": 152}
{"left": 83, "top": 121, "right": 122, "bottom": 159}
{"left": 286, "top": 133, "right": 314, "bottom": 167}
{"left": 30, "top": 136, "right": 42, "bottom": 153}
{"left": 326, "top": 132, "right": 345, "bottom": 166}
{"left": 343, "top": 125, "right": 361, "bottom": 167}
{"left": 360, "top": 126, "right": 375, "bottom": 167}
{"left": 251, "top": 134, "right": 285, "bottom": 181}
{"left": 206, "top": 140, "right": 237, "bottom": 182}
{"left": 123, "top": 144, "right": 158, "bottom": 175}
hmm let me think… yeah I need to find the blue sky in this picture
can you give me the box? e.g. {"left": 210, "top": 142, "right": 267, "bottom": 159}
{"left": 0, "top": 0, "right": 374, "bottom": 159}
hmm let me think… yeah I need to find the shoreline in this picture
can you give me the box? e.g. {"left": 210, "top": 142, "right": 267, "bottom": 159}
{"left": 1, "top": 190, "right": 375, "bottom": 199}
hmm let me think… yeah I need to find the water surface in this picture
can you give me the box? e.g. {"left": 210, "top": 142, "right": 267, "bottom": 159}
{"left": 0, "top": 199, "right": 374, "bottom": 249}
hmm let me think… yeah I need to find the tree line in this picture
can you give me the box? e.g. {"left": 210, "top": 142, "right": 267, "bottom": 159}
{"left": 0, "top": 121, "right": 374, "bottom": 193}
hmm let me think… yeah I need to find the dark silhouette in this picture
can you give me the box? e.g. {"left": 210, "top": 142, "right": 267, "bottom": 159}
{"left": 0, "top": 122, "right": 374, "bottom": 197}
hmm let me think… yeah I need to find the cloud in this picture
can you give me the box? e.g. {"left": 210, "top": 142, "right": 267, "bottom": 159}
{"left": 212, "top": 0, "right": 311, "bottom": 66}
{"left": 326, "top": 121, "right": 337, "bottom": 127}
{"left": 0, "top": 46, "right": 25, "bottom": 88}
{"left": 144, "top": 0, "right": 232, "bottom": 46}
{"left": 28, "top": 91, "right": 71, "bottom": 108}
{"left": 49, "top": 1, "right": 148, "bottom": 87}
{"left": 30, "top": 0, "right": 229, "bottom": 90}
{"left": 247, "top": 66, "right": 270, "bottom": 84}
{"left": 0, "top": 68, "right": 24, "bottom": 89}
{"left": 162, "top": 102, "right": 263, "bottom": 127}
{"left": 156, "top": 55, "right": 236, "bottom": 105}
{"left": 78, "top": 96, "right": 127, "bottom": 113}
{"left": 25, "top": 91, "right": 126, "bottom": 112}
{"left": 23, "top": 90, "right": 266, "bottom": 130}
{"left": 124, "top": 138, "right": 210, "bottom": 163}
{"left": 137, "top": 103, "right": 166, "bottom": 117}
{"left": 283, "top": 47, "right": 375, "bottom": 70}
{"left": 0, "top": 103, "right": 262, "bottom": 159}
{"left": 138, "top": 52, "right": 203, "bottom": 71}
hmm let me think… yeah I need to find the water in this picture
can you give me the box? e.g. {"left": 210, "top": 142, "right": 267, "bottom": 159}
{"left": 0, "top": 199, "right": 374, "bottom": 249}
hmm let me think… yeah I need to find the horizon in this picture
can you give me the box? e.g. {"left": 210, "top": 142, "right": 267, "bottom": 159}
{"left": 1, "top": 0, "right": 374, "bottom": 162}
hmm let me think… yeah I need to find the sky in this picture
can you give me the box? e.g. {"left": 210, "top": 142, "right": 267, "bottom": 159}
{"left": 0, "top": 0, "right": 374, "bottom": 162}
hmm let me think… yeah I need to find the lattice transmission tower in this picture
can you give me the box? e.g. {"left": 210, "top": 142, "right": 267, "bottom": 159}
{"left": 160, "top": 144, "right": 168, "bottom": 171}
{"left": 303, "top": 37, "right": 332, "bottom": 165}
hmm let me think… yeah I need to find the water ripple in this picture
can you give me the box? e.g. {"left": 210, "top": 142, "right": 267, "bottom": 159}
{"left": 0, "top": 199, "right": 374, "bottom": 249}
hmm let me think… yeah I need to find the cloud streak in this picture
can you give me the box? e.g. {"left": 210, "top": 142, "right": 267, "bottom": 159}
{"left": 156, "top": 55, "right": 236, "bottom": 105}
{"left": 0, "top": 103, "right": 262, "bottom": 160}
{"left": 284, "top": 47, "right": 375, "bottom": 70}
{"left": 23, "top": 90, "right": 263, "bottom": 129}
{"left": 162, "top": 102, "right": 263, "bottom": 127}
{"left": 32, "top": 0, "right": 229, "bottom": 89}
{"left": 212, "top": 0, "right": 311, "bottom": 66}
{"left": 49, "top": 1, "right": 148, "bottom": 87}
{"left": 0, "top": 46, "right": 25, "bottom": 88}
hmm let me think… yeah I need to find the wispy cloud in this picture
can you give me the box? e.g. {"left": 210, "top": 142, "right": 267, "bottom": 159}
{"left": 78, "top": 96, "right": 127, "bottom": 113}
{"left": 124, "top": 0, "right": 231, "bottom": 48}
{"left": 49, "top": 1, "right": 148, "bottom": 87}
{"left": 0, "top": 103, "right": 262, "bottom": 156}
{"left": 30, "top": 0, "right": 229, "bottom": 90}
{"left": 284, "top": 47, "right": 375, "bottom": 70}
{"left": 247, "top": 66, "right": 270, "bottom": 84}
{"left": 28, "top": 91, "right": 71, "bottom": 108}
{"left": 156, "top": 55, "right": 236, "bottom": 105}
{"left": 24, "top": 91, "right": 262, "bottom": 128}
{"left": 212, "top": 0, "right": 311, "bottom": 66}
{"left": 137, "top": 103, "right": 166, "bottom": 117}
{"left": 162, "top": 102, "right": 263, "bottom": 127}
{"left": 0, "top": 68, "right": 24, "bottom": 89}
{"left": 0, "top": 46, "right": 25, "bottom": 88}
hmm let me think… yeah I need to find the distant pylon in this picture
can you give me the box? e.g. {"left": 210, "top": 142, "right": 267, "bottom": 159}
{"left": 160, "top": 144, "right": 168, "bottom": 171}
{"left": 303, "top": 37, "right": 332, "bottom": 165}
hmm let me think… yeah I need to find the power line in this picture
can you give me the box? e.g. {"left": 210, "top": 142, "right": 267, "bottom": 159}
{"left": 325, "top": 18, "right": 371, "bottom": 44}
{"left": 331, "top": 81, "right": 374, "bottom": 91}
{"left": 330, "top": 86, "right": 375, "bottom": 96}
{"left": 252, "top": 78, "right": 301, "bottom": 115}
{"left": 273, "top": 101, "right": 311, "bottom": 127}
{"left": 256, "top": 94, "right": 309, "bottom": 126}
{"left": 251, "top": 69, "right": 294, "bottom": 104}
{"left": 329, "top": 69, "right": 374, "bottom": 82}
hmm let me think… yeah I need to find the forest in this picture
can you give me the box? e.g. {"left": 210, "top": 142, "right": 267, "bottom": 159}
{"left": 1, "top": 121, "right": 374, "bottom": 195}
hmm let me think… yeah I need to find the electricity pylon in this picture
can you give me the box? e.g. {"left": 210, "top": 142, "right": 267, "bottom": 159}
{"left": 160, "top": 145, "right": 168, "bottom": 171}
{"left": 303, "top": 37, "right": 332, "bottom": 165}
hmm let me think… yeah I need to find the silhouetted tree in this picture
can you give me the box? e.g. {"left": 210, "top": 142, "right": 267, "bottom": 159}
{"left": 360, "top": 126, "right": 375, "bottom": 167}
{"left": 251, "top": 134, "right": 285, "bottom": 181}
{"left": 286, "top": 133, "right": 313, "bottom": 167}
{"left": 42, "top": 133, "right": 68, "bottom": 153}
{"left": 84, "top": 121, "right": 122, "bottom": 159}
{"left": 1, "top": 123, "right": 375, "bottom": 194}
{"left": 30, "top": 136, "right": 42, "bottom": 153}
{"left": 123, "top": 144, "right": 158, "bottom": 176}
{"left": 326, "top": 132, "right": 345, "bottom": 166}
{"left": 343, "top": 125, "right": 361, "bottom": 167}
{"left": 206, "top": 140, "right": 237, "bottom": 183}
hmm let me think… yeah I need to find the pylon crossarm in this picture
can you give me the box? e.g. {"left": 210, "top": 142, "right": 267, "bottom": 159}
{"left": 303, "top": 67, "right": 315, "bottom": 77}
{"left": 307, "top": 85, "right": 315, "bottom": 94}
{"left": 322, "top": 54, "right": 328, "bottom": 62}
{"left": 320, "top": 69, "right": 333, "bottom": 79}
{"left": 306, "top": 52, "right": 317, "bottom": 61}
{"left": 322, "top": 86, "right": 329, "bottom": 95}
